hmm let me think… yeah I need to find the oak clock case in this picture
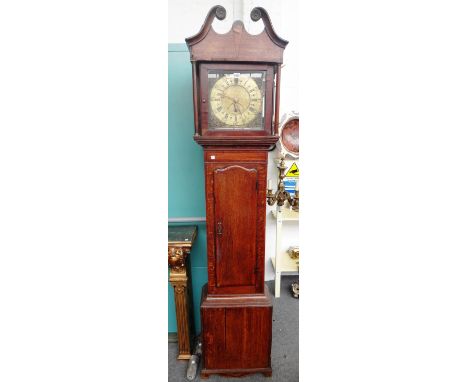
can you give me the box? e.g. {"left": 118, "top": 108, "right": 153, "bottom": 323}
{"left": 185, "top": 5, "right": 288, "bottom": 379}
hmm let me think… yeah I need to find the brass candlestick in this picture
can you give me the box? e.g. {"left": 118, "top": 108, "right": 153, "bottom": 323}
{"left": 266, "top": 155, "right": 299, "bottom": 211}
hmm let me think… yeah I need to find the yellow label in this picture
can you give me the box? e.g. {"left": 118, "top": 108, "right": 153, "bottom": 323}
{"left": 286, "top": 162, "right": 299, "bottom": 177}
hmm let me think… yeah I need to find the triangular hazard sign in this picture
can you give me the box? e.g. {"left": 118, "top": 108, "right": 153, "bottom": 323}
{"left": 286, "top": 162, "right": 299, "bottom": 177}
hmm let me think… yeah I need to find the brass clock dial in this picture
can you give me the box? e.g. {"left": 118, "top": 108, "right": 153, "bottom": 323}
{"left": 210, "top": 76, "right": 262, "bottom": 127}
{"left": 207, "top": 71, "right": 265, "bottom": 130}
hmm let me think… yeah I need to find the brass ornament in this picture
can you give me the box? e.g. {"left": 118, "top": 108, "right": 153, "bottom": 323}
{"left": 287, "top": 246, "right": 299, "bottom": 260}
{"left": 266, "top": 155, "right": 299, "bottom": 210}
{"left": 174, "top": 284, "right": 186, "bottom": 294}
{"left": 168, "top": 247, "right": 188, "bottom": 273}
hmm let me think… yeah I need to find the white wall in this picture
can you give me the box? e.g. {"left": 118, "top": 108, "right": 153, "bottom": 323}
{"left": 169, "top": 0, "right": 299, "bottom": 280}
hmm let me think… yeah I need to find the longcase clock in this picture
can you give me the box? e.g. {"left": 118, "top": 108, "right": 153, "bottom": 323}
{"left": 185, "top": 5, "right": 288, "bottom": 378}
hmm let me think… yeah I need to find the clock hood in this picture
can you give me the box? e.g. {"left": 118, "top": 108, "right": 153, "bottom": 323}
{"left": 185, "top": 5, "right": 288, "bottom": 64}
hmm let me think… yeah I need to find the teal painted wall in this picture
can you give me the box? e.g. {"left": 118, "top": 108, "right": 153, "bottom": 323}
{"left": 168, "top": 43, "right": 205, "bottom": 218}
{"left": 168, "top": 43, "right": 207, "bottom": 335}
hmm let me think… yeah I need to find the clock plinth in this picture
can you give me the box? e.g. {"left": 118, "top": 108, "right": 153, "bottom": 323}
{"left": 200, "top": 284, "right": 273, "bottom": 378}
{"left": 186, "top": 5, "right": 287, "bottom": 378}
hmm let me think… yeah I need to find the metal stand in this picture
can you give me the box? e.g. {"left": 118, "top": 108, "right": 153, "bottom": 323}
{"left": 186, "top": 339, "right": 202, "bottom": 381}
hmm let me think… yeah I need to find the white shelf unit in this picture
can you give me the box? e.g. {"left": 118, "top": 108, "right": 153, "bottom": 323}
{"left": 270, "top": 207, "right": 299, "bottom": 297}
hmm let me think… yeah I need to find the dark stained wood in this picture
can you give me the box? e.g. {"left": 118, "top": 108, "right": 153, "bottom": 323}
{"left": 214, "top": 166, "right": 257, "bottom": 289}
{"left": 201, "top": 307, "right": 226, "bottom": 369}
{"left": 198, "top": 63, "right": 275, "bottom": 139}
{"left": 194, "top": 136, "right": 278, "bottom": 149}
{"left": 186, "top": 7, "right": 286, "bottom": 149}
{"left": 201, "top": 368, "right": 272, "bottom": 379}
{"left": 191, "top": 63, "right": 200, "bottom": 136}
{"left": 204, "top": 150, "right": 267, "bottom": 296}
{"left": 200, "top": 279, "right": 273, "bottom": 309}
{"left": 185, "top": 5, "right": 227, "bottom": 47}
{"left": 204, "top": 150, "right": 266, "bottom": 163}
{"left": 186, "top": 5, "right": 288, "bottom": 63}
{"left": 274, "top": 65, "right": 281, "bottom": 136}
{"left": 225, "top": 307, "right": 271, "bottom": 369}
{"left": 200, "top": 284, "right": 273, "bottom": 377}
{"left": 249, "top": 7, "right": 288, "bottom": 49}
{"left": 185, "top": 5, "right": 287, "bottom": 377}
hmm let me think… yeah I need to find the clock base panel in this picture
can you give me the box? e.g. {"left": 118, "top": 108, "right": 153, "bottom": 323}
{"left": 200, "top": 367, "right": 272, "bottom": 379}
{"left": 200, "top": 284, "right": 273, "bottom": 377}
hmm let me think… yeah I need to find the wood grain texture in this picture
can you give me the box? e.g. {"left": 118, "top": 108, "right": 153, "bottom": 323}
{"left": 200, "top": 368, "right": 272, "bottom": 379}
{"left": 186, "top": 7, "right": 286, "bottom": 148}
{"left": 204, "top": 150, "right": 267, "bottom": 163}
{"left": 169, "top": 260, "right": 194, "bottom": 360}
{"left": 185, "top": 5, "right": 286, "bottom": 376}
{"left": 201, "top": 307, "right": 226, "bottom": 369}
{"left": 200, "top": 284, "right": 273, "bottom": 377}
{"left": 186, "top": 16, "right": 287, "bottom": 63}
{"left": 168, "top": 226, "right": 197, "bottom": 360}
{"left": 194, "top": 136, "right": 278, "bottom": 149}
{"left": 191, "top": 63, "right": 200, "bottom": 136}
{"left": 198, "top": 63, "right": 275, "bottom": 139}
{"left": 172, "top": 281, "right": 191, "bottom": 359}
{"left": 214, "top": 165, "right": 257, "bottom": 288}
{"left": 200, "top": 282, "right": 273, "bottom": 308}
{"left": 185, "top": 5, "right": 288, "bottom": 56}
{"left": 274, "top": 65, "right": 281, "bottom": 136}
{"left": 204, "top": 150, "right": 267, "bottom": 295}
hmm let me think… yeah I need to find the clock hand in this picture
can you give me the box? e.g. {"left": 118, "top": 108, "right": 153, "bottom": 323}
{"left": 234, "top": 101, "right": 245, "bottom": 114}
{"left": 225, "top": 100, "right": 235, "bottom": 111}
{"left": 223, "top": 94, "right": 245, "bottom": 113}
{"left": 223, "top": 94, "right": 236, "bottom": 102}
